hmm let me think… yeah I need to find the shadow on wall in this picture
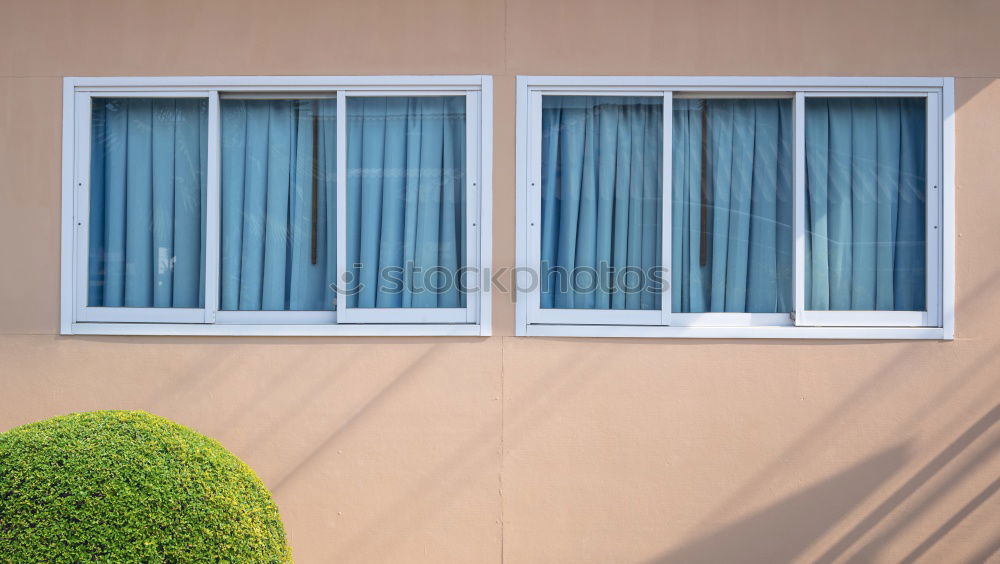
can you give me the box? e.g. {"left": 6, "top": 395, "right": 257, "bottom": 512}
{"left": 643, "top": 221, "right": 1000, "bottom": 563}
{"left": 648, "top": 404, "right": 1000, "bottom": 564}
{"left": 648, "top": 445, "right": 909, "bottom": 563}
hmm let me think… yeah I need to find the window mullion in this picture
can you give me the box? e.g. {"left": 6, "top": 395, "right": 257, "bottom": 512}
{"left": 203, "top": 90, "right": 221, "bottom": 323}
{"left": 334, "top": 90, "right": 348, "bottom": 322}
{"left": 661, "top": 91, "right": 673, "bottom": 326}
{"left": 793, "top": 91, "right": 806, "bottom": 326}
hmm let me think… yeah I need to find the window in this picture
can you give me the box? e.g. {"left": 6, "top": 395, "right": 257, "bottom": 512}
{"left": 62, "top": 76, "right": 492, "bottom": 336}
{"left": 516, "top": 77, "right": 953, "bottom": 339}
{"left": 672, "top": 96, "right": 793, "bottom": 318}
{"left": 85, "top": 96, "right": 208, "bottom": 321}
{"left": 534, "top": 95, "right": 666, "bottom": 326}
{"left": 800, "top": 96, "right": 933, "bottom": 326}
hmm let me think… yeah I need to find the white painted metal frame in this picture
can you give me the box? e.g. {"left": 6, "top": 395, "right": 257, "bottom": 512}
{"left": 72, "top": 89, "right": 213, "bottom": 325}
{"left": 515, "top": 76, "right": 954, "bottom": 340}
{"left": 61, "top": 76, "right": 493, "bottom": 336}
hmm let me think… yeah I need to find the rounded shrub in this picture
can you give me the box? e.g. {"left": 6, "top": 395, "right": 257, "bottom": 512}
{"left": 0, "top": 410, "right": 291, "bottom": 563}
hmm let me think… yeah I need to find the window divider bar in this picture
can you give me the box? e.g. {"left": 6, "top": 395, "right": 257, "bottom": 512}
{"left": 793, "top": 92, "right": 807, "bottom": 325}
{"left": 661, "top": 91, "right": 673, "bottom": 326}
{"left": 203, "top": 91, "right": 221, "bottom": 323}
{"left": 478, "top": 76, "right": 494, "bottom": 336}
{"left": 334, "top": 90, "right": 348, "bottom": 322}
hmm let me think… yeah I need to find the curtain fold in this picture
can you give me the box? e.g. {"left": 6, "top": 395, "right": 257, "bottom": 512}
{"left": 805, "top": 97, "right": 926, "bottom": 311}
{"left": 540, "top": 96, "right": 663, "bottom": 310}
{"left": 672, "top": 98, "right": 793, "bottom": 313}
{"left": 346, "top": 96, "right": 466, "bottom": 309}
{"left": 88, "top": 98, "right": 207, "bottom": 308}
{"left": 220, "top": 99, "right": 337, "bottom": 311}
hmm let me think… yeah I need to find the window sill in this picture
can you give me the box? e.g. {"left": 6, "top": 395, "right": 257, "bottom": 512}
{"left": 66, "top": 323, "right": 488, "bottom": 337}
{"left": 520, "top": 324, "right": 950, "bottom": 340}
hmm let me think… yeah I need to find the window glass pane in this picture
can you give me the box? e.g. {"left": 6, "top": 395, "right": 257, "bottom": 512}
{"left": 219, "top": 98, "right": 337, "bottom": 311}
{"left": 672, "top": 98, "right": 793, "bottom": 313}
{"left": 346, "top": 96, "right": 466, "bottom": 309}
{"left": 804, "top": 97, "right": 926, "bottom": 311}
{"left": 88, "top": 98, "right": 207, "bottom": 308}
{"left": 540, "top": 95, "right": 664, "bottom": 310}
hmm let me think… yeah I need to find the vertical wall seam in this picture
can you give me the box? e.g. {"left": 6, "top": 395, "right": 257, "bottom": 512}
{"left": 499, "top": 334, "right": 506, "bottom": 564}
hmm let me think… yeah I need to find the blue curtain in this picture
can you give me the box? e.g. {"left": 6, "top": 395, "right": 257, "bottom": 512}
{"left": 220, "top": 99, "right": 337, "bottom": 311}
{"left": 88, "top": 98, "right": 207, "bottom": 308}
{"left": 805, "top": 98, "right": 926, "bottom": 311}
{"left": 540, "top": 96, "right": 663, "bottom": 310}
{"left": 672, "top": 99, "right": 793, "bottom": 313}
{"left": 346, "top": 96, "right": 466, "bottom": 309}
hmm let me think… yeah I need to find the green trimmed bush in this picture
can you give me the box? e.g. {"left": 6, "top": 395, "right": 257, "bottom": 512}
{"left": 0, "top": 410, "right": 292, "bottom": 563}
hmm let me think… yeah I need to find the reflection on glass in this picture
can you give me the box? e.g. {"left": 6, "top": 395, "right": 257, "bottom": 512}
{"left": 672, "top": 98, "right": 793, "bottom": 314}
{"left": 219, "top": 98, "right": 337, "bottom": 311}
{"left": 346, "top": 96, "right": 466, "bottom": 309}
{"left": 88, "top": 98, "right": 207, "bottom": 308}
{"left": 805, "top": 97, "right": 926, "bottom": 311}
{"left": 540, "top": 95, "right": 663, "bottom": 310}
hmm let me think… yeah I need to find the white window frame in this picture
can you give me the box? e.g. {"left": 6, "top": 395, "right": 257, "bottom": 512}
{"left": 72, "top": 89, "right": 216, "bottom": 325}
{"left": 61, "top": 76, "right": 493, "bottom": 336}
{"left": 793, "top": 90, "right": 941, "bottom": 329}
{"left": 516, "top": 76, "right": 954, "bottom": 340}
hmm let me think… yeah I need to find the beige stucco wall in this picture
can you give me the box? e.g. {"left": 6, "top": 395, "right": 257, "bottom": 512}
{"left": 2, "top": 1, "right": 999, "bottom": 562}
